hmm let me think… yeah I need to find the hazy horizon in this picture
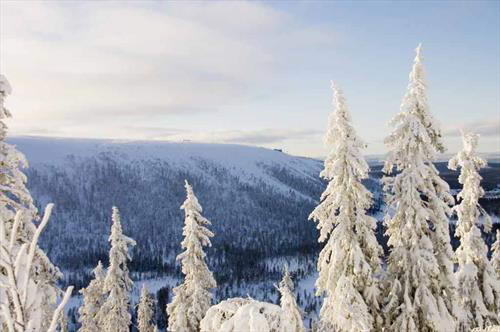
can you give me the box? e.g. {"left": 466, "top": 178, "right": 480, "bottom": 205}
{"left": 7, "top": 134, "right": 499, "bottom": 161}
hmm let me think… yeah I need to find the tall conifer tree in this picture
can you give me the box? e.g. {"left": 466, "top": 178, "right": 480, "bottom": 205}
{"left": 167, "top": 181, "right": 216, "bottom": 332}
{"left": 97, "top": 207, "right": 136, "bottom": 332}
{"left": 382, "top": 45, "right": 456, "bottom": 331}
{"left": 309, "top": 83, "right": 383, "bottom": 331}
{"left": 449, "top": 132, "right": 500, "bottom": 329}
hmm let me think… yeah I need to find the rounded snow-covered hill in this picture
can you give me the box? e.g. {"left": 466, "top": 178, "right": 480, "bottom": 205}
{"left": 12, "top": 136, "right": 323, "bottom": 198}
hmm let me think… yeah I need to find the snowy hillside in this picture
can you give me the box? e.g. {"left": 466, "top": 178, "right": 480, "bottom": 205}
{"left": 12, "top": 136, "right": 322, "bottom": 192}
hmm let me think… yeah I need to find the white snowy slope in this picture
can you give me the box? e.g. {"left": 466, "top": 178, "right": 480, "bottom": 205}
{"left": 9, "top": 136, "right": 323, "bottom": 199}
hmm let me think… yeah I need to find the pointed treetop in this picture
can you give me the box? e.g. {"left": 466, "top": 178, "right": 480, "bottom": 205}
{"left": 408, "top": 43, "right": 425, "bottom": 84}
{"left": 181, "top": 179, "right": 203, "bottom": 213}
{"left": 330, "top": 81, "right": 346, "bottom": 112}
{"left": 283, "top": 264, "right": 289, "bottom": 276}
{"left": 415, "top": 43, "right": 423, "bottom": 62}
{"left": 461, "top": 131, "right": 479, "bottom": 154}
{"left": 279, "top": 264, "right": 294, "bottom": 291}
{"left": 184, "top": 179, "right": 193, "bottom": 196}
{"left": 93, "top": 260, "right": 105, "bottom": 278}
{"left": 108, "top": 206, "right": 136, "bottom": 258}
{"left": 0, "top": 74, "right": 12, "bottom": 96}
{"left": 324, "top": 81, "right": 355, "bottom": 149}
{"left": 112, "top": 206, "right": 120, "bottom": 223}
{"left": 0, "top": 74, "right": 12, "bottom": 120}
{"left": 110, "top": 206, "right": 123, "bottom": 238}
{"left": 330, "top": 80, "right": 339, "bottom": 94}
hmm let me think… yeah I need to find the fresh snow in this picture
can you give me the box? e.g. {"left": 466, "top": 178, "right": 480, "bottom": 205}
{"left": 8, "top": 136, "right": 323, "bottom": 200}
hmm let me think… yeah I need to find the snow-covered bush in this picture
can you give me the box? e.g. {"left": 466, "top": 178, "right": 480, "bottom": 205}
{"left": 200, "top": 298, "right": 289, "bottom": 332}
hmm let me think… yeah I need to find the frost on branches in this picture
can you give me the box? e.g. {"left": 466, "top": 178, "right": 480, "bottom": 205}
{"left": 448, "top": 132, "right": 500, "bottom": 330}
{"left": 0, "top": 74, "right": 62, "bottom": 329}
{"left": 382, "top": 45, "right": 456, "bottom": 332}
{"left": 78, "top": 261, "right": 106, "bottom": 332}
{"left": 167, "top": 180, "right": 217, "bottom": 332}
{"left": 0, "top": 205, "right": 73, "bottom": 332}
{"left": 472, "top": 326, "right": 500, "bottom": 332}
{"left": 309, "top": 83, "right": 383, "bottom": 331}
{"left": 137, "top": 284, "right": 157, "bottom": 332}
{"left": 277, "top": 266, "right": 304, "bottom": 332}
{"left": 96, "top": 207, "right": 136, "bottom": 332}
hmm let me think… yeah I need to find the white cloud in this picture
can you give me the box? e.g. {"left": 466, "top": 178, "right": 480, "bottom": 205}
{"left": 1, "top": 1, "right": 337, "bottom": 141}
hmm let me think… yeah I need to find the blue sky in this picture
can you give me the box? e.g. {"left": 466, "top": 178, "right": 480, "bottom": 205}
{"left": 1, "top": 0, "right": 498, "bottom": 157}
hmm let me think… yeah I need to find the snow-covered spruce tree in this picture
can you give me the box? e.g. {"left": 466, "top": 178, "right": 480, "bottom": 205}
{"left": 410, "top": 47, "right": 457, "bottom": 319}
{"left": 78, "top": 261, "right": 106, "bottom": 332}
{"left": 382, "top": 45, "right": 457, "bottom": 332}
{"left": 308, "top": 83, "right": 383, "bottom": 331}
{"left": 166, "top": 180, "right": 217, "bottom": 332}
{"left": 492, "top": 230, "right": 500, "bottom": 277}
{"left": 137, "top": 284, "right": 157, "bottom": 332}
{"left": 0, "top": 205, "right": 73, "bottom": 332}
{"left": 96, "top": 207, "right": 136, "bottom": 332}
{"left": 277, "top": 265, "right": 305, "bottom": 332}
{"left": 0, "top": 74, "right": 62, "bottom": 328}
{"left": 448, "top": 132, "right": 500, "bottom": 330}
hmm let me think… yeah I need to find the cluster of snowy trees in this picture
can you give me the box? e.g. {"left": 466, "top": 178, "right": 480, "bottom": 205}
{"left": 309, "top": 45, "right": 500, "bottom": 332}
{"left": 78, "top": 179, "right": 305, "bottom": 332}
{"left": 1, "top": 43, "right": 500, "bottom": 332}
{"left": 77, "top": 207, "right": 159, "bottom": 332}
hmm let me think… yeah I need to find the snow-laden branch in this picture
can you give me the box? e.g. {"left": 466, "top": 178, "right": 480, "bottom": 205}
{"left": 0, "top": 205, "right": 73, "bottom": 332}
